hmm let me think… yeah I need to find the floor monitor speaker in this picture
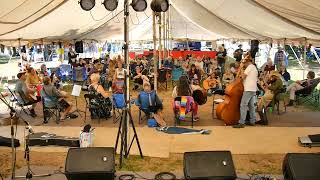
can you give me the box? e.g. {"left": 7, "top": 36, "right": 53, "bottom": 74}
{"left": 283, "top": 153, "right": 320, "bottom": 180}
{"left": 184, "top": 151, "right": 237, "bottom": 180}
{"left": 65, "top": 147, "right": 115, "bottom": 180}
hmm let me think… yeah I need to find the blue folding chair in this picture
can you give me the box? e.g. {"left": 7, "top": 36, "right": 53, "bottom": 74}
{"left": 112, "top": 93, "right": 126, "bottom": 123}
{"left": 171, "top": 67, "right": 184, "bottom": 87}
{"left": 136, "top": 91, "right": 162, "bottom": 124}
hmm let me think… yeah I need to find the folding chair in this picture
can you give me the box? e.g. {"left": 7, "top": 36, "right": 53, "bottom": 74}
{"left": 72, "top": 66, "right": 88, "bottom": 90}
{"left": 84, "top": 93, "right": 104, "bottom": 124}
{"left": 41, "top": 96, "right": 60, "bottom": 124}
{"left": 157, "top": 69, "right": 168, "bottom": 90}
{"left": 136, "top": 91, "right": 161, "bottom": 124}
{"left": 296, "top": 82, "right": 319, "bottom": 106}
{"left": 171, "top": 67, "right": 184, "bottom": 87}
{"left": 173, "top": 96, "right": 195, "bottom": 127}
{"left": 112, "top": 93, "right": 126, "bottom": 124}
{"left": 7, "top": 87, "right": 34, "bottom": 117}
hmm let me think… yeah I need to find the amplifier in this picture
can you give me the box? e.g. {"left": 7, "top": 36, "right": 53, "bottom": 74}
{"left": 184, "top": 151, "right": 237, "bottom": 180}
{"left": 65, "top": 147, "right": 115, "bottom": 180}
{"left": 27, "top": 132, "right": 79, "bottom": 147}
{"left": 283, "top": 153, "right": 320, "bottom": 180}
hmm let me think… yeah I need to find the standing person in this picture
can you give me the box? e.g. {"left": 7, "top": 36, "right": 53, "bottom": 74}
{"left": 233, "top": 44, "right": 243, "bottom": 62}
{"left": 274, "top": 47, "right": 288, "bottom": 70}
{"left": 216, "top": 46, "right": 227, "bottom": 77}
{"left": 233, "top": 56, "right": 258, "bottom": 128}
{"left": 68, "top": 47, "right": 78, "bottom": 67}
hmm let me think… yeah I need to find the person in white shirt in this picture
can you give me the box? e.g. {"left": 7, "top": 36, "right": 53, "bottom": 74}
{"left": 233, "top": 56, "right": 258, "bottom": 128}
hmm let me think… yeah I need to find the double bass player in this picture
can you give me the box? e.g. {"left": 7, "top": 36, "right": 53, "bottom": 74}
{"left": 233, "top": 56, "right": 258, "bottom": 128}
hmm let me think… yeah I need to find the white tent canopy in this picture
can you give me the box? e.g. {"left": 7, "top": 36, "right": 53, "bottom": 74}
{"left": 0, "top": 0, "right": 320, "bottom": 44}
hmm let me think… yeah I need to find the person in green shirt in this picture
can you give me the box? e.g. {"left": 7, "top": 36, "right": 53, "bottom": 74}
{"left": 258, "top": 71, "right": 283, "bottom": 110}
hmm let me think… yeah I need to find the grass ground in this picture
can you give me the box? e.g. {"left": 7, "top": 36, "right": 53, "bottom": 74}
{"left": 0, "top": 149, "right": 284, "bottom": 178}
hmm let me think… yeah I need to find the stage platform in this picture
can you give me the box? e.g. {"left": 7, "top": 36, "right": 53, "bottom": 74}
{"left": 0, "top": 125, "right": 319, "bottom": 158}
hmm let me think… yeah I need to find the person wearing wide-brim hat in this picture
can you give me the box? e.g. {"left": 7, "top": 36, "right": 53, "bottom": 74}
{"left": 257, "top": 70, "right": 283, "bottom": 112}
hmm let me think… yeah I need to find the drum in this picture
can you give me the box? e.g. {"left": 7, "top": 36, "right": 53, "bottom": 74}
{"left": 192, "top": 89, "right": 207, "bottom": 105}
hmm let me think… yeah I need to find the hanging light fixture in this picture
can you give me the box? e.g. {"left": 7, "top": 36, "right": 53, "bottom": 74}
{"left": 150, "top": 0, "right": 169, "bottom": 12}
{"left": 79, "top": 0, "right": 95, "bottom": 11}
{"left": 102, "top": 0, "right": 118, "bottom": 11}
{"left": 131, "top": 0, "right": 147, "bottom": 12}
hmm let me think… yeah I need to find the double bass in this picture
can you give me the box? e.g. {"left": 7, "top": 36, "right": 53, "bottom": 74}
{"left": 215, "top": 56, "right": 249, "bottom": 125}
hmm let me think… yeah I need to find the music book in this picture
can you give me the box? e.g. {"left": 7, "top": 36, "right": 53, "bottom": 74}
{"left": 71, "top": 85, "right": 82, "bottom": 97}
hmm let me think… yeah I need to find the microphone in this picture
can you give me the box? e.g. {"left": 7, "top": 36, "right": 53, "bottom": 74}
{"left": 24, "top": 120, "right": 34, "bottom": 134}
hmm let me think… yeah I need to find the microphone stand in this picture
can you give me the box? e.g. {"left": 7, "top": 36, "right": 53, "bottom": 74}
{"left": 15, "top": 121, "right": 52, "bottom": 179}
{"left": 0, "top": 96, "right": 18, "bottom": 180}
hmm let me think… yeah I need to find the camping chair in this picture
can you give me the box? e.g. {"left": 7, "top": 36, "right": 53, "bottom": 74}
{"left": 84, "top": 93, "right": 103, "bottom": 124}
{"left": 72, "top": 66, "right": 88, "bottom": 90}
{"left": 173, "top": 96, "right": 195, "bottom": 127}
{"left": 295, "top": 81, "right": 320, "bottom": 106}
{"left": 112, "top": 93, "right": 126, "bottom": 124}
{"left": 157, "top": 69, "right": 168, "bottom": 90}
{"left": 171, "top": 67, "right": 184, "bottom": 87}
{"left": 136, "top": 91, "right": 162, "bottom": 124}
{"left": 7, "top": 87, "right": 34, "bottom": 117}
{"left": 41, "top": 96, "right": 60, "bottom": 124}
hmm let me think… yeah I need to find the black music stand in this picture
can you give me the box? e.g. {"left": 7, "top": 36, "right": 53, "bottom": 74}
{"left": 71, "top": 84, "right": 85, "bottom": 119}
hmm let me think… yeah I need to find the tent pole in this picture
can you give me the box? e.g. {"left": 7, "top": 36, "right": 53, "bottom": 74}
{"left": 163, "top": 12, "right": 166, "bottom": 58}
{"left": 158, "top": 13, "right": 162, "bottom": 69}
{"left": 153, "top": 12, "right": 158, "bottom": 92}
{"left": 303, "top": 41, "right": 307, "bottom": 79}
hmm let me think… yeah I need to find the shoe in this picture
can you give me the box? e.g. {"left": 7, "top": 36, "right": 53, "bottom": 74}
{"left": 245, "top": 122, "right": 255, "bottom": 126}
{"left": 193, "top": 117, "right": 199, "bottom": 122}
{"left": 43, "top": 119, "right": 48, "bottom": 124}
{"left": 287, "top": 100, "right": 294, "bottom": 106}
{"left": 233, "top": 123, "right": 245, "bottom": 128}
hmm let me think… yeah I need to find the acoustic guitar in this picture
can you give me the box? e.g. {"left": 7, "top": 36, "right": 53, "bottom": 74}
{"left": 203, "top": 79, "right": 218, "bottom": 90}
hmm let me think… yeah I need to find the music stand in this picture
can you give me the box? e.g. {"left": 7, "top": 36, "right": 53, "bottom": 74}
{"left": 71, "top": 84, "right": 85, "bottom": 119}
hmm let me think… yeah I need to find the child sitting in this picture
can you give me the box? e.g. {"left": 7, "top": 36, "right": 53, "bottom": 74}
{"left": 222, "top": 68, "right": 235, "bottom": 87}
{"left": 205, "top": 71, "right": 222, "bottom": 96}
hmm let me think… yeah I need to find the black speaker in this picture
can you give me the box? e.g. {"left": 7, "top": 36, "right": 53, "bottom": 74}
{"left": 75, "top": 41, "right": 83, "bottom": 53}
{"left": 184, "top": 151, "right": 237, "bottom": 180}
{"left": 250, "top": 40, "right": 259, "bottom": 59}
{"left": 65, "top": 147, "right": 115, "bottom": 180}
{"left": 283, "top": 153, "right": 320, "bottom": 180}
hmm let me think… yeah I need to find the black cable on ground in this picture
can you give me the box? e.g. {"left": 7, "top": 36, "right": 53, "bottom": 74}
{"left": 119, "top": 174, "right": 135, "bottom": 180}
{"left": 155, "top": 172, "right": 177, "bottom": 180}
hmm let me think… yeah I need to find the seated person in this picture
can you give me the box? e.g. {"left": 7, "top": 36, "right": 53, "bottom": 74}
{"left": 286, "top": 71, "right": 316, "bottom": 106}
{"left": 258, "top": 71, "right": 283, "bottom": 110}
{"left": 15, "top": 72, "right": 41, "bottom": 117}
{"left": 222, "top": 68, "right": 235, "bottom": 87}
{"left": 261, "top": 58, "right": 275, "bottom": 73}
{"left": 188, "top": 64, "right": 201, "bottom": 85}
{"left": 88, "top": 73, "right": 112, "bottom": 118}
{"left": 279, "top": 66, "right": 291, "bottom": 85}
{"left": 26, "top": 67, "right": 42, "bottom": 86}
{"left": 172, "top": 76, "right": 199, "bottom": 121}
{"left": 136, "top": 82, "right": 166, "bottom": 126}
{"left": 163, "top": 57, "right": 174, "bottom": 69}
{"left": 112, "top": 60, "right": 126, "bottom": 93}
{"left": 132, "top": 66, "right": 149, "bottom": 90}
{"left": 204, "top": 71, "right": 222, "bottom": 96}
{"left": 41, "top": 77, "right": 72, "bottom": 122}
{"left": 194, "top": 56, "right": 204, "bottom": 73}
{"left": 40, "top": 64, "right": 49, "bottom": 77}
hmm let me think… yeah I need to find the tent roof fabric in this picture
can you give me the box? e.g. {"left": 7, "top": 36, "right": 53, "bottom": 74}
{"left": 0, "top": 0, "right": 320, "bottom": 44}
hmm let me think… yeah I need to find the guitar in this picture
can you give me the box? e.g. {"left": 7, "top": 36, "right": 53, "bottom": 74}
{"left": 203, "top": 79, "right": 218, "bottom": 90}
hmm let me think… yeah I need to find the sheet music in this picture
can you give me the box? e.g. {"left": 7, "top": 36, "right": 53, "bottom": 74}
{"left": 71, "top": 85, "right": 82, "bottom": 97}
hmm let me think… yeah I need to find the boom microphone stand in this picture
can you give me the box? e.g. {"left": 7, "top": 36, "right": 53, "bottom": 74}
{"left": 0, "top": 96, "right": 17, "bottom": 180}
{"left": 15, "top": 121, "right": 52, "bottom": 179}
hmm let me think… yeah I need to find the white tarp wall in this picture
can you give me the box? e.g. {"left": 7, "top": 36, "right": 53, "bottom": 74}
{"left": 0, "top": 0, "right": 320, "bottom": 44}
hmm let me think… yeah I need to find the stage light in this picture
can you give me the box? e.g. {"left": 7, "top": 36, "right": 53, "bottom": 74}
{"left": 79, "top": 0, "right": 95, "bottom": 11}
{"left": 131, "top": 0, "right": 147, "bottom": 12}
{"left": 151, "top": 0, "right": 169, "bottom": 12}
{"left": 102, "top": 0, "right": 118, "bottom": 11}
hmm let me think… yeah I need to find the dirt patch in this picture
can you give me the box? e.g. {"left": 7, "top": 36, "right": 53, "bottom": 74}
{"left": 0, "top": 149, "right": 284, "bottom": 178}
